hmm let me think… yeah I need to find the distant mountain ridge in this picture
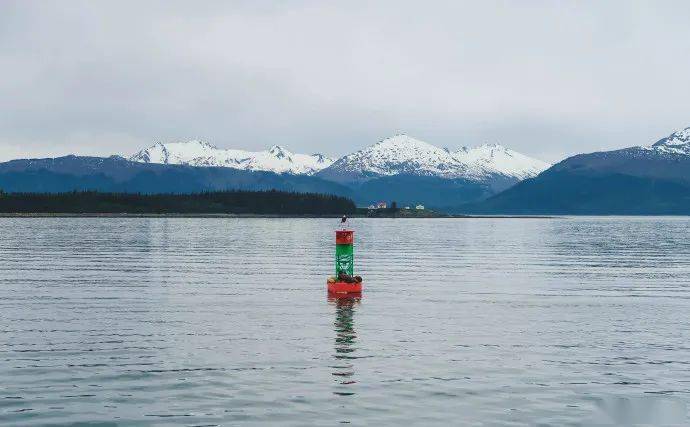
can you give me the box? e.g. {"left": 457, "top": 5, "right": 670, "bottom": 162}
{"left": 4, "top": 128, "right": 690, "bottom": 213}
{"left": 651, "top": 127, "right": 690, "bottom": 155}
{"left": 0, "top": 155, "right": 352, "bottom": 196}
{"left": 315, "top": 134, "right": 549, "bottom": 204}
{"left": 316, "top": 134, "right": 548, "bottom": 189}
{"left": 0, "top": 134, "right": 550, "bottom": 209}
{"left": 122, "top": 135, "right": 550, "bottom": 207}
{"left": 462, "top": 126, "right": 690, "bottom": 214}
{"left": 130, "top": 140, "right": 334, "bottom": 175}
{"left": 129, "top": 135, "right": 549, "bottom": 188}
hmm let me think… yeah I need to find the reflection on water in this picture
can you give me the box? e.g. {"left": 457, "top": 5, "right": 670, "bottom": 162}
{"left": 2, "top": 217, "right": 690, "bottom": 425}
{"left": 329, "top": 295, "right": 361, "bottom": 396}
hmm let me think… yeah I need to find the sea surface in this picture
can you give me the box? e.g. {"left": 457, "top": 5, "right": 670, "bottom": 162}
{"left": 1, "top": 217, "right": 690, "bottom": 426}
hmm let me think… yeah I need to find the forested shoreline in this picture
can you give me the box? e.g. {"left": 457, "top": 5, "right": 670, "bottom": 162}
{"left": 0, "top": 190, "right": 356, "bottom": 214}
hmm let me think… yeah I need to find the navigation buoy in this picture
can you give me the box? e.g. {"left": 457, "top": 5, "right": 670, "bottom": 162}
{"left": 327, "top": 230, "right": 363, "bottom": 294}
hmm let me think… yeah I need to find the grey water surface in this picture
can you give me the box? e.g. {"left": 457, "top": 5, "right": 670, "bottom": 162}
{"left": 1, "top": 217, "right": 690, "bottom": 426}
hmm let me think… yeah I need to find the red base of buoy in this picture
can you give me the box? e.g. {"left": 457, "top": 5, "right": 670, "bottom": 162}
{"left": 327, "top": 281, "right": 363, "bottom": 294}
{"left": 328, "top": 292, "right": 361, "bottom": 301}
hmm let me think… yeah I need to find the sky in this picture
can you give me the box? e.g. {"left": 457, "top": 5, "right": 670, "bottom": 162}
{"left": 1, "top": 0, "right": 690, "bottom": 163}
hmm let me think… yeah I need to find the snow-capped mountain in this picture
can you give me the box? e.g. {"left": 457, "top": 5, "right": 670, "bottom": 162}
{"left": 131, "top": 136, "right": 549, "bottom": 184}
{"left": 453, "top": 143, "right": 550, "bottom": 181}
{"left": 317, "top": 134, "right": 549, "bottom": 184}
{"left": 650, "top": 127, "right": 690, "bottom": 155}
{"left": 465, "top": 125, "right": 690, "bottom": 214}
{"left": 130, "top": 140, "right": 334, "bottom": 175}
{"left": 318, "top": 134, "right": 471, "bottom": 182}
{"left": 545, "top": 125, "right": 690, "bottom": 185}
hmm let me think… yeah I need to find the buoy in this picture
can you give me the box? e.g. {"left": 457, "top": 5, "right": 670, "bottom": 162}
{"left": 327, "top": 229, "right": 363, "bottom": 294}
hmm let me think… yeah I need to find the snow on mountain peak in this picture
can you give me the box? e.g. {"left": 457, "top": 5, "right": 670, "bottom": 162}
{"left": 652, "top": 127, "right": 690, "bottom": 154}
{"left": 326, "top": 134, "right": 465, "bottom": 179}
{"left": 130, "top": 140, "right": 333, "bottom": 175}
{"left": 374, "top": 134, "right": 438, "bottom": 151}
{"left": 268, "top": 145, "right": 291, "bottom": 158}
{"left": 130, "top": 134, "right": 549, "bottom": 181}
{"left": 453, "top": 143, "right": 550, "bottom": 180}
{"left": 129, "top": 140, "right": 220, "bottom": 165}
{"left": 320, "top": 134, "right": 549, "bottom": 182}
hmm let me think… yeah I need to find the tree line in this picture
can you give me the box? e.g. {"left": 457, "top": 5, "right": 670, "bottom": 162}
{"left": 0, "top": 190, "right": 356, "bottom": 214}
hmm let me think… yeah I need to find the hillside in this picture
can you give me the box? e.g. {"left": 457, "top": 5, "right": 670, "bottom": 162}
{"left": 460, "top": 127, "right": 690, "bottom": 215}
{"left": 0, "top": 155, "right": 353, "bottom": 196}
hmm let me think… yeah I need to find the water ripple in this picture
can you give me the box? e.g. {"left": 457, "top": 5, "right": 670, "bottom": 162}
{"left": 1, "top": 217, "right": 690, "bottom": 425}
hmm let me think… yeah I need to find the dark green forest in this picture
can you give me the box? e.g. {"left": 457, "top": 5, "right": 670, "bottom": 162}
{"left": 0, "top": 190, "right": 356, "bottom": 214}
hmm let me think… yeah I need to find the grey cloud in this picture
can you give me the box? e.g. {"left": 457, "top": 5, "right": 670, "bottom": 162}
{"left": 1, "top": 0, "right": 690, "bottom": 162}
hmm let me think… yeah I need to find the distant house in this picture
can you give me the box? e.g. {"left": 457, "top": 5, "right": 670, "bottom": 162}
{"left": 415, "top": 204, "right": 425, "bottom": 210}
{"left": 368, "top": 204, "right": 376, "bottom": 210}
{"left": 404, "top": 206, "right": 410, "bottom": 210}
{"left": 376, "top": 201, "right": 387, "bottom": 209}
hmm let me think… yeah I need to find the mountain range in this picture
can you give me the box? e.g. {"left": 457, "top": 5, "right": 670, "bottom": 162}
{"left": 2, "top": 126, "right": 690, "bottom": 213}
{"left": 125, "top": 134, "right": 549, "bottom": 206}
{"left": 0, "top": 133, "right": 547, "bottom": 207}
{"left": 0, "top": 156, "right": 350, "bottom": 196}
{"left": 129, "top": 135, "right": 548, "bottom": 186}
{"left": 130, "top": 140, "right": 334, "bottom": 175}
{"left": 316, "top": 135, "right": 548, "bottom": 188}
{"left": 462, "top": 127, "right": 690, "bottom": 214}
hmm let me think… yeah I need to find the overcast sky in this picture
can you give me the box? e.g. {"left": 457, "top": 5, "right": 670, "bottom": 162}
{"left": 1, "top": 1, "right": 690, "bottom": 163}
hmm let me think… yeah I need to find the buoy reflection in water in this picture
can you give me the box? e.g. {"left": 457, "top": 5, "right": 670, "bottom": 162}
{"left": 329, "top": 294, "right": 360, "bottom": 396}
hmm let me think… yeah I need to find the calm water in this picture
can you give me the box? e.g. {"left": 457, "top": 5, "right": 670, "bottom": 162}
{"left": 2, "top": 217, "right": 690, "bottom": 426}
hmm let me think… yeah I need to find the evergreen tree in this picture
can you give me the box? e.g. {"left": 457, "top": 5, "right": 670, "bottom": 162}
{"left": 0, "top": 190, "right": 356, "bottom": 214}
